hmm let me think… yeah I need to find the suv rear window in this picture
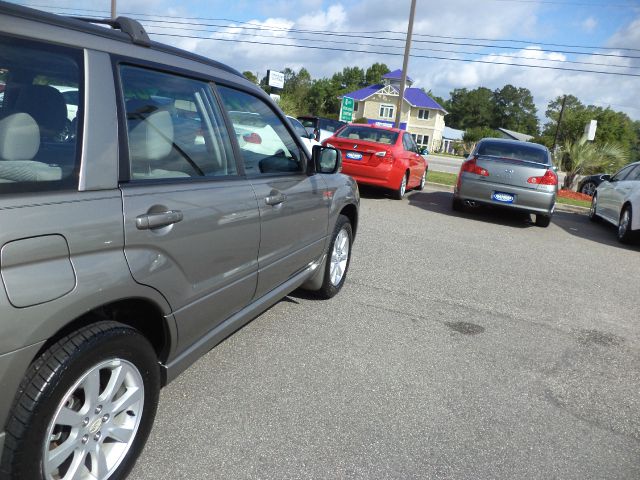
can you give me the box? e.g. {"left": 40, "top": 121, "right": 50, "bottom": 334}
{"left": 477, "top": 140, "right": 549, "bottom": 164}
{"left": 336, "top": 125, "right": 398, "bottom": 145}
{"left": 0, "top": 35, "right": 82, "bottom": 192}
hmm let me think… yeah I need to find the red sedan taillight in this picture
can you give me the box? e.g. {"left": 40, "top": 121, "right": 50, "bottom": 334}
{"left": 460, "top": 156, "right": 489, "bottom": 176}
{"left": 527, "top": 169, "right": 557, "bottom": 185}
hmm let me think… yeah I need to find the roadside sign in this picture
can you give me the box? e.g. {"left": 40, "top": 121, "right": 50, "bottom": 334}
{"left": 267, "top": 70, "right": 284, "bottom": 89}
{"left": 340, "top": 96, "right": 354, "bottom": 122}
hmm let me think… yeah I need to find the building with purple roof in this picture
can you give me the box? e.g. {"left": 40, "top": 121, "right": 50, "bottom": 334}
{"left": 339, "top": 69, "right": 447, "bottom": 152}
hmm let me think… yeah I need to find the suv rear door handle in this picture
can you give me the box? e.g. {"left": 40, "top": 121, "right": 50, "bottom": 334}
{"left": 265, "top": 192, "right": 286, "bottom": 206}
{"left": 136, "top": 210, "right": 183, "bottom": 230}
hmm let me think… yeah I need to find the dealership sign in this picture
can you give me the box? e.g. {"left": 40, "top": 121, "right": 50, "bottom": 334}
{"left": 267, "top": 70, "right": 285, "bottom": 89}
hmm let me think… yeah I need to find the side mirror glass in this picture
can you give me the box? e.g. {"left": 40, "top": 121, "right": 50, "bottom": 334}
{"left": 311, "top": 145, "right": 341, "bottom": 174}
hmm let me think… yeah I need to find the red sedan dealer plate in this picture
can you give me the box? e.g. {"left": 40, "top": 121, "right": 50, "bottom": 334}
{"left": 346, "top": 151, "right": 363, "bottom": 160}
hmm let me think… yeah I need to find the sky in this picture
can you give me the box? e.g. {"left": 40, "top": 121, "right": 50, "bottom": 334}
{"left": 10, "top": 0, "right": 640, "bottom": 126}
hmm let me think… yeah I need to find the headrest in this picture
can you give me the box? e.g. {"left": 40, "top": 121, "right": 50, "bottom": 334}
{"left": 0, "top": 113, "right": 40, "bottom": 161}
{"left": 14, "top": 85, "right": 68, "bottom": 140}
{"left": 128, "top": 110, "right": 174, "bottom": 162}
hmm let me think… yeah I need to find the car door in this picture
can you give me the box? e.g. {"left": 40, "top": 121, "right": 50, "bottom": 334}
{"left": 599, "top": 164, "right": 637, "bottom": 222}
{"left": 117, "top": 65, "right": 260, "bottom": 353}
{"left": 216, "top": 85, "right": 329, "bottom": 299}
{"left": 403, "top": 133, "right": 423, "bottom": 187}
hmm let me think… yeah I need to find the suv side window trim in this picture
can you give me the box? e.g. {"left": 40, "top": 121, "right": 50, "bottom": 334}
{"left": 112, "top": 59, "right": 244, "bottom": 184}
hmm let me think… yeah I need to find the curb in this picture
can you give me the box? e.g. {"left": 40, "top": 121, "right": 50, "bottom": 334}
{"left": 423, "top": 181, "right": 589, "bottom": 215}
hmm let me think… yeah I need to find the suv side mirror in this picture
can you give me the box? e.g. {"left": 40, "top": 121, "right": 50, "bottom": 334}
{"left": 309, "top": 145, "right": 341, "bottom": 175}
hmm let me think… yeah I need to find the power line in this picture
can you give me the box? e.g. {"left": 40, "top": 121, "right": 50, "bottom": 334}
{"left": 146, "top": 31, "right": 640, "bottom": 78}
{"left": 145, "top": 23, "right": 640, "bottom": 70}
{"left": 17, "top": 2, "right": 640, "bottom": 53}
{"left": 137, "top": 18, "right": 640, "bottom": 59}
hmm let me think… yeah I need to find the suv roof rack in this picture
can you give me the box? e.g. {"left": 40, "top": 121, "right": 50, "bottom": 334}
{"left": 70, "top": 16, "right": 151, "bottom": 47}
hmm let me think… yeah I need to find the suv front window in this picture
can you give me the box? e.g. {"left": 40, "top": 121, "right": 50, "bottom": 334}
{"left": 0, "top": 35, "right": 82, "bottom": 192}
{"left": 217, "top": 86, "right": 302, "bottom": 175}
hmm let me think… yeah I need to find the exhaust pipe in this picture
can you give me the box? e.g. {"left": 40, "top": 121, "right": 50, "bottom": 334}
{"left": 464, "top": 200, "right": 477, "bottom": 207}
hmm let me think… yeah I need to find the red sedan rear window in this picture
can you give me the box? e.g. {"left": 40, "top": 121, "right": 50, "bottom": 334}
{"left": 336, "top": 126, "right": 398, "bottom": 145}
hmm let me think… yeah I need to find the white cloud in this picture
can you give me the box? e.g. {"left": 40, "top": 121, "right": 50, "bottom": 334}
{"left": 581, "top": 17, "right": 597, "bottom": 33}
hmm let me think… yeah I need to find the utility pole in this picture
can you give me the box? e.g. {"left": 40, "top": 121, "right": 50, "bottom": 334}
{"left": 551, "top": 95, "right": 567, "bottom": 159}
{"left": 394, "top": 0, "right": 417, "bottom": 129}
{"left": 111, "top": 0, "right": 116, "bottom": 19}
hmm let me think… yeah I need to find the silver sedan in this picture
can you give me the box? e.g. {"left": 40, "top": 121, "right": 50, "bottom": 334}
{"left": 589, "top": 161, "right": 640, "bottom": 243}
{"left": 453, "top": 138, "right": 558, "bottom": 227}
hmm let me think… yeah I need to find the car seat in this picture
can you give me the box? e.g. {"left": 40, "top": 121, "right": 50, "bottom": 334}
{"left": 14, "top": 85, "right": 68, "bottom": 142}
{"left": 0, "top": 112, "right": 62, "bottom": 182}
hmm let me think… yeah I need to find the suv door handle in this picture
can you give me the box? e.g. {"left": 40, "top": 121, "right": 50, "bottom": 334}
{"left": 265, "top": 192, "right": 287, "bottom": 206}
{"left": 136, "top": 210, "right": 184, "bottom": 230}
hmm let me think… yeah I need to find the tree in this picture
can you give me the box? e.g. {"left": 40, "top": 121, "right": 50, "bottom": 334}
{"left": 461, "top": 126, "right": 499, "bottom": 154}
{"left": 242, "top": 71, "right": 258, "bottom": 84}
{"left": 492, "top": 84, "right": 538, "bottom": 135}
{"left": 332, "top": 66, "right": 365, "bottom": 92}
{"left": 365, "top": 63, "right": 390, "bottom": 84}
{"left": 446, "top": 87, "right": 494, "bottom": 130}
{"left": 560, "top": 135, "right": 629, "bottom": 189}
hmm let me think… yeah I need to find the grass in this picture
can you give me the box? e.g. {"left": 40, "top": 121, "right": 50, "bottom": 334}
{"left": 556, "top": 196, "right": 591, "bottom": 208}
{"left": 427, "top": 170, "right": 457, "bottom": 186}
{"left": 426, "top": 170, "right": 591, "bottom": 209}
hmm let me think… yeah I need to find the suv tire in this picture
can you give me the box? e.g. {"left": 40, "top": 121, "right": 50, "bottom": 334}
{"left": 0, "top": 322, "right": 160, "bottom": 480}
{"left": 314, "top": 215, "right": 353, "bottom": 299}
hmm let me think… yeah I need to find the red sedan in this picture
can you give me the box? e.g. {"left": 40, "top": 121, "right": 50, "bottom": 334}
{"left": 323, "top": 124, "right": 428, "bottom": 199}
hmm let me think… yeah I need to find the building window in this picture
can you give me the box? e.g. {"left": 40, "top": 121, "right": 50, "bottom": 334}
{"left": 417, "top": 109, "right": 429, "bottom": 120}
{"left": 379, "top": 104, "right": 394, "bottom": 119}
{"left": 354, "top": 102, "right": 359, "bottom": 112}
{"left": 411, "top": 134, "right": 429, "bottom": 146}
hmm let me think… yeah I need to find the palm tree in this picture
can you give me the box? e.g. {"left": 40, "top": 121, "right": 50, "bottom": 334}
{"left": 560, "top": 135, "right": 629, "bottom": 190}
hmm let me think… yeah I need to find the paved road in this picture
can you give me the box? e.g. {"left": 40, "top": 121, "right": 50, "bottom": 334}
{"left": 132, "top": 184, "right": 640, "bottom": 480}
{"left": 425, "top": 153, "right": 463, "bottom": 174}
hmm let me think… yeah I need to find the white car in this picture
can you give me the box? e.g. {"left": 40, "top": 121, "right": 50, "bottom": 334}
{"left": 287, "top": 115, "right": 321, "bottom": 156}
{"left": 589, "top": 161, "right": 640, "bottom": 243}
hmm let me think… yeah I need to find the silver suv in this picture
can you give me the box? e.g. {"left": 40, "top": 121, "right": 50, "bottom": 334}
{"left": 0, "top": 3, "right": 359, "bottom": 479}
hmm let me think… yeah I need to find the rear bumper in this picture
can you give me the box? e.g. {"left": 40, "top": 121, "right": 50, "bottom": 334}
{"left": 341, "top": 162, "right": 402, "bottom": 190}
{"left": 456, "top": 176, "right": 556, "bottom": 215}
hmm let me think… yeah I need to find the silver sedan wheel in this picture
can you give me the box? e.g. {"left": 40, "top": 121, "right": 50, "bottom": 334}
{"left": 589, "top": 195, "right": 597, "bottom": 218}
{"left": 618, "top": 208, "right": 630, "bottom": 239}
{"left": 330, "top": 227, "right": 350, "bottom": 286}
{"left": 44, "top": 359, "right": 144, "bottom": 480}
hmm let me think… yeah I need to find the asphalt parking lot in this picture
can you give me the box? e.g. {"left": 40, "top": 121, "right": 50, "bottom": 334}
{"left": 132, "top": 184, "right": 640, "bottom": 480}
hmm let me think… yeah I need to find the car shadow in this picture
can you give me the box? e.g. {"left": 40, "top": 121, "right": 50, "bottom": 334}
{"left": 357, "top": 184, "right": 401, "bottom": 200}
{"left": 407, "top": 190, "right": 535, "bottom": 229}
{"left": 408, "top": 190, "right": 640, "bottom": 250}
{"left": 552, "top": 210, "right": 640, "bottom": 251}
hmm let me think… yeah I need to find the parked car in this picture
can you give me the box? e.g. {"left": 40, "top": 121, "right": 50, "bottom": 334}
{"left": 452, "top": 138, "right": 557, "bottom": 227}
{"left": 589, "top": 161, "right": 640, "bottom": 243}
{"left": 578, "top": 173, "right": 611, "bottom": 196}
{"left": 287, "top": 115, "right": 321, "bottom": 155}
{"left": 297, "top": 115, "right": 346, "bottom": 142}
{"left": 323, "top": 124, "right": 428, "bottom": 199}
{"left": 0, "top": 3, "right": 360, "bottom": 479}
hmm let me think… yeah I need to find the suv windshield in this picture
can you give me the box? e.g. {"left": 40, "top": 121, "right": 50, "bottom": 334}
{"left": 336, "top": 126, "right": 398, "bottom": 145}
